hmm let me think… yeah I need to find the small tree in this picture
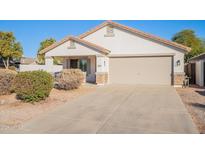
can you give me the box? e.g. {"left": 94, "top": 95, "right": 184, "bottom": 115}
{"left": 37, "top": 38, "right": 56, "bottom": 64}
{"left": 172, "top": 30, "right": 205, "bottom": 62}
{"left": 0, "top": 32, "right": 23, "bottom": 69}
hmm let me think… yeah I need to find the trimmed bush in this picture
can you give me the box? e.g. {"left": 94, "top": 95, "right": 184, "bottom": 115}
{"left": 0, "top": 69, "right": 17, "bottom": 95}
{"left": 55, "top": 69, "right": 84, "bottom": 90}
{"left": 14, "top": 70, "right": 53, "bottom": 102}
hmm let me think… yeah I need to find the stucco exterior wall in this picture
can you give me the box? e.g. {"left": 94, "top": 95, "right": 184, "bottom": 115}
{"left": 45, "top": 57, "right": 53, "bottom": 65}
{"left": 86, "top": 56, "right": 96, "bottom": 82}
{"left": 89, "top": 56, "right": 96, "bottom": 74}
{"left": 195, "top": 60, "right": 204, "bottom": 86}
{"left": 83, "top": 26, "right": 185, "bottom": 73}
{"left": 96, "top": 56, "right": 109, "bottom": 73}
{"left": 19, "top": 64, "right": 63, "bottom": 73}
{"left": 45, "top": 40, "right": 103, "bottom": 57}
{"left": 20, "top": 57, "right": 63, "bottom": 73}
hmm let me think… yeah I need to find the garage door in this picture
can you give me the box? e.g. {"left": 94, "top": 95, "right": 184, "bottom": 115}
{"left": 109, "top": 56, "right": 172, "bottom": 85}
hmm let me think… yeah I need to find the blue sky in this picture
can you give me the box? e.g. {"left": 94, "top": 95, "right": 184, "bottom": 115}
{"left": 0, "top": 20, "right": 205, "bottom": 58}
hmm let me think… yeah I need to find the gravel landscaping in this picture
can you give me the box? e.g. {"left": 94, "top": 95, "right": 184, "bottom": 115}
{"left": 176, "top": 85, "right": 205, "bottom": 134}
{"left": 0, "top": 84, "right": 96, "bottom": 131}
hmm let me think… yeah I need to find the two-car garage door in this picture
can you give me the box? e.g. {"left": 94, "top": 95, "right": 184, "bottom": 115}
{"left": 109, "top": 56, "right": 172, "bottom": 85}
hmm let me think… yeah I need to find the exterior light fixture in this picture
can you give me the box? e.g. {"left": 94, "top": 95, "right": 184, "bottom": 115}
{"left": 176, "top": 60, "right": 180, "bottom": 66}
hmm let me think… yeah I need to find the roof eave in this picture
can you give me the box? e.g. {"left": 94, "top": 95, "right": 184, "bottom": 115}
{"left": 38, "top": 36, "right": 71, "bottom": 55}
{"left": 189, "top": 52, "right": 205, "bottom": 62}
{"left": 79, "top": 20, "right": 191, "bottom": 52}
{"left": 38, "top": 36, "right": 110, "bottom": 55}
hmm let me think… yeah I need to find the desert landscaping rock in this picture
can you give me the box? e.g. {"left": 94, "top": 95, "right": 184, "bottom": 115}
{"left": 176, "top": 85, "right": 205, "bottom": 133}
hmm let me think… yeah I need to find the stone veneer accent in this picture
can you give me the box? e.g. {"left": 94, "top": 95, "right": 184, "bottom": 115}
{"left": 95, "top": 72, "right": 108, "bottom": 85}
{"left": 174, "top": 73, "right": 185, "bottom": 85}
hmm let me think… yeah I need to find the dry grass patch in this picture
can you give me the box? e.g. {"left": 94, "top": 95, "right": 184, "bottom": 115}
{"left": 0, "top": 85, "right": 96, "bottom": 130}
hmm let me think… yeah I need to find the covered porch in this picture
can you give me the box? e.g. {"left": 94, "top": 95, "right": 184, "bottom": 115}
{"left": 63, "top": 56, "right": 96, "bottom": 83}
{"left": 60, "top": 55, "right": 109, "bottom": 84}
{"left": 44, "top": 36, "right": 110, "bottom": 84}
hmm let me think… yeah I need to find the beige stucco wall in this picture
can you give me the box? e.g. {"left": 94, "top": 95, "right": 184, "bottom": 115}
{"left": 96, "top": 56, "right": 109, "bottom": 73}
{"left": 87, "top": 56, "right": 96, "bottom": 82}
{"left": 89, "top": 56, "right": 96, "bottom": 74}
{"left": 45, "top": 40, "right": 103, "bottom": 57}
{"left": 83, "top": 26, "right": 185, "bottom": 73}
{"left": 196, "top": 60, "right": 204, "bottom": 86}
{"left": 19, "top": 64, "right": 63, "bottom": 73}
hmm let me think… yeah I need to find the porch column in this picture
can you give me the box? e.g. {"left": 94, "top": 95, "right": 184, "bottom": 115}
{"left": 63, "top": 58, "right": 70, "bottom": 69}
{"left": 95, "top": 56, "right": 109, "bottom": 85}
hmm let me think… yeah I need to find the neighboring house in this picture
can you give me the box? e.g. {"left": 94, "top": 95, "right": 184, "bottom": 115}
{"left": 20, "top": 56, "right": 36, "bottom": 65}
{"left": 185, "top": 53, "right": 205, "bottom": 87}
{"left": 0, "top": 56, "right": 35, "bottom": 69}
{"left": 39, "top": 21, "right": 190, "bottom": 85}
{"left": 19, "top": 56, "right": 62, "bottom": 72}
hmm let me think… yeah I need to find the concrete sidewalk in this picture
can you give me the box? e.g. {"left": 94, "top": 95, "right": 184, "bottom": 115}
{"left": 2, "top": 85, "right": 198, "bottom": 134}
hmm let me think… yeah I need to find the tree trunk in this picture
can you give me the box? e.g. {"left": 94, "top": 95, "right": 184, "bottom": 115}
{"left": 6, "top": 57, "right": 9, "bottom": 69}
{"left": 2, "top": 57, "right": 9, "bottom": 69}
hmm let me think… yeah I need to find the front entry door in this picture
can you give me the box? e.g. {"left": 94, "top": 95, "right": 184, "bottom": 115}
{"left": 70, "top": 59, "right": 78, "bottom": 68}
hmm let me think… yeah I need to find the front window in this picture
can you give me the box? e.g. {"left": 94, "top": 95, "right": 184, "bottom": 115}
{"left": 70, "top": 59, "right": 89, "bottom": 73}
{"left": 79, "top": 59, "right": 87, "bottom": 72}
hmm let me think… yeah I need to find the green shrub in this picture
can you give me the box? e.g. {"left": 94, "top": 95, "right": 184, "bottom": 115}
{"left": 0, "top": 69, "right": 17, "bottom": 95}
{"left": 14, "top": 70, "right": 53, "bottom": 102}
{"left": 55, "top": 69, "right": 84, "bottom": 90}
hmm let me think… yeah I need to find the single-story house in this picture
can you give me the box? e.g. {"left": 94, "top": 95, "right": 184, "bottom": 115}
{"left": 39, "top": 21, "right": 191, "bottom": 85}
{"left": 185, "top": 53, "right": 205, "bottom": 87}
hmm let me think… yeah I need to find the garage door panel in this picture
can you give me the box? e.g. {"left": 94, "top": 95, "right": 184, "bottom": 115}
{"left": 109, "top": 57, "right": 172, "bottom": 85}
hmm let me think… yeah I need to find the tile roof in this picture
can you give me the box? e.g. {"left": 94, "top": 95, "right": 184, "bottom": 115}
{"left": 189, "top": 52, "right": 205, "bottom": 61}
{"left": 39, "top": 21, "right": 191, "bottom": 55}
{"left": 38, "top": 36, "right": 110, "bottom": 55}
{"left": 79, "top": 20, "right": 191, "bottom": 52}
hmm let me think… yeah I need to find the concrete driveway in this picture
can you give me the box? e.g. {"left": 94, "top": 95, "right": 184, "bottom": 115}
{"left": 7, "top": 85, "right": 198, "bottom": 133}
